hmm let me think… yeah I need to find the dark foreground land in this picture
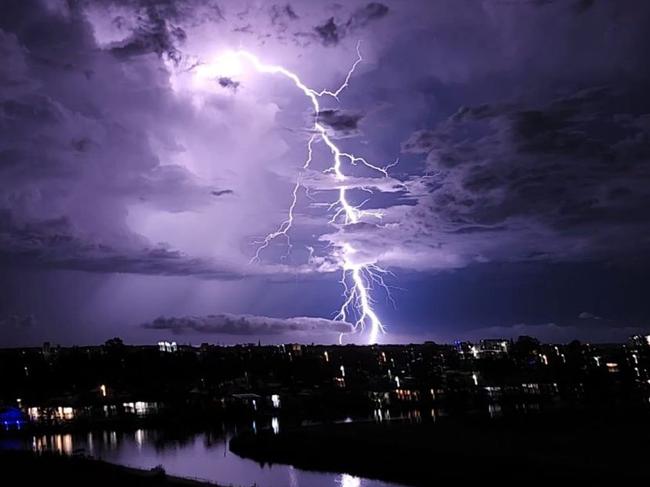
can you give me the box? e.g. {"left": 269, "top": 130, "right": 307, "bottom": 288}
{"left": 231, "top": 407, "right": 650, "bottom": 485}
{"left": 0, "top": 450, "right": 220, "bottom": 487}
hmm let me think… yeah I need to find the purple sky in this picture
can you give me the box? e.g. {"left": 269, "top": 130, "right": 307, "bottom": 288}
{"left": 1, "top": 0, "right": 650, "bottom": 347}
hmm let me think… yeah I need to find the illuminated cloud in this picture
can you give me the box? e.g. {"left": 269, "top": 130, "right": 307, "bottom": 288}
{"left": 142, "top": 313, "right": 353, "bottom": 336}
{"left": 2, "top": 0, "right": 650, "bottom": 346}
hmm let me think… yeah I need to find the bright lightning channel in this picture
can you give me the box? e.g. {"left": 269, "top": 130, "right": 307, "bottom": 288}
{"left": 219, "top": 43, "right": 393, "bottom": 344}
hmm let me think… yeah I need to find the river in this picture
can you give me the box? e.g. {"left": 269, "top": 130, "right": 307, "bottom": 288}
{"left": 0, "top": 418, "right": 403, "bottom": 487}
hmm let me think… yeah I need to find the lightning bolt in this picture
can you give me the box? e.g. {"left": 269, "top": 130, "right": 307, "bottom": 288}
{"left": 219, "top": 42, "right": 393, "bottom": 344}
{"left": 250, "top": 134, "right": 316, "bottom": 263}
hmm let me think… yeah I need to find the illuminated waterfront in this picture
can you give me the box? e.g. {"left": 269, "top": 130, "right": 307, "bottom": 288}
{"left": 2, "top": 420, "right": 401, "bottom": 487}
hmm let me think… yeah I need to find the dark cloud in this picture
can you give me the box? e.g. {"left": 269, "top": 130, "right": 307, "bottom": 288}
{"left": 211, "top": 189, "right": 234, "bottom": 197}
{"left": 311, "top": 3, "right": 389, "bottom": 46}
{"left": 346, "top": 2, "right": 389, "bottom": 29}
{"left": 109, "top": 5, "right": 186, "bottom": 64}
{"left": 399, "top": 84, "right": 650, "bottom": 264}
{"left": 0, "top": 2, "right": 237, "bottom": 278}
{"left": 313, "top": 17, "right": 341, "bottom": 47}
{"left": 317, "top": 109, "right": 364, "bottom": 136}
{"left": 218, "top": 76, "right": 240, "bottom": 92}
{"left": 270, "top": 4, "right": 299, "bottom": 27}
{"left": 233, "top": 24, "right": 253, "bottom": 34}
{"left": 142, "top": 313, "right": 352, "bottom": 336}
{"left": 0, "top": 211, "right": 240, "bottom": 278}
{"left": 90, "top": 0, "right": 226, "bottom": 24}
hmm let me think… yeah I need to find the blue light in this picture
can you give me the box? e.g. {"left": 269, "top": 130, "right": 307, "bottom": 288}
{"left": 0, "top": 407, "right": 27, "bottom": 430}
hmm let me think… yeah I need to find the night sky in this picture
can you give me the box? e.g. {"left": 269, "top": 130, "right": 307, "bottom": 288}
{"left": 1, "top": 0, "right": 650, "bottom": 347}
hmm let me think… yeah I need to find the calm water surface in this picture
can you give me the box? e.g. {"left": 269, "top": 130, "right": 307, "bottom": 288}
{"left": 2, "top": 419, "right": 404, "bottom": 487}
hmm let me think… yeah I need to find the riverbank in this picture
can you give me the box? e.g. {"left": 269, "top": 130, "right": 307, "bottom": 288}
{"left": 230, "top": 406, "right": 650, "bottom": 485}
{"left": 0, "top": 449, "right": 223, "bottom": 487}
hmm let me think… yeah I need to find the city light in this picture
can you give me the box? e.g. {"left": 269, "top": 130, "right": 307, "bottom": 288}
{"left": 271, "top": 394, "right": 281, "bottom": 408}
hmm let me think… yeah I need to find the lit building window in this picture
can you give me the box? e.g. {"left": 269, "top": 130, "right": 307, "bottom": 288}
{"left": 271, "top": 394, "right": 280, "bottom": 408}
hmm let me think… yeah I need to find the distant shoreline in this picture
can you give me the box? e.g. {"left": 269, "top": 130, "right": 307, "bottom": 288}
{"left": 230, "top": 407, "right": 650, "bottom": 485}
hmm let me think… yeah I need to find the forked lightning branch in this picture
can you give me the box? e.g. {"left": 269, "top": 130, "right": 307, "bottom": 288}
{"left": 195, "top": 43, "right": 395, "bottom": 344}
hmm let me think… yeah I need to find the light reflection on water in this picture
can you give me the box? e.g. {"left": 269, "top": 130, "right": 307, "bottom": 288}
{"left": 2, "top": 403, "right": 543, "bottom": 486}
{"left": 33, "top": 434, "right": 74, "bottom": 455}
{"left": 14, "top": 424, "right": 400, "bottom": 487}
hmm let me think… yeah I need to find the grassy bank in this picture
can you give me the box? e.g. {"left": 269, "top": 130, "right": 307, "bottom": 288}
{"left": 230, "top": 407, "right": 650, "bottom": 485}
{"left": 0, "top": 449, "right": 223, "bottom": 487}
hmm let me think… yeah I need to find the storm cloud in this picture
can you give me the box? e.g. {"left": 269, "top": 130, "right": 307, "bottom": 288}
{"left": 2, "top": 0, "right": 650, "bottom": 346}
{"left": 312, "top": 3, "right": 389, "bottom": 46}
{"left": 142, "top": 313, "right": 353, "bottom": 336}
{"left": 396, "top": 85, "right": 650, "bottom": 267}
{"left": 317, "top": 109, "right": 364, "bottom": 137}
{"left": 0, "top": 0, "right": 292, "bottom": 278}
